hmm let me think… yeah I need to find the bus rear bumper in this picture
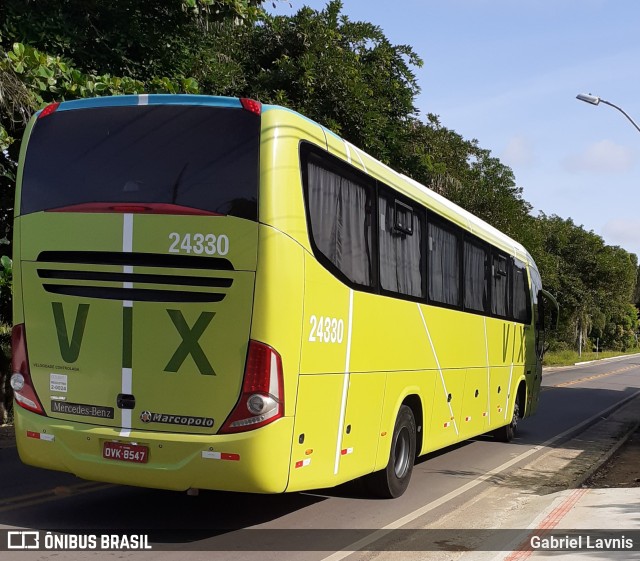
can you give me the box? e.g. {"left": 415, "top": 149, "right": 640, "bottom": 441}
{"left": 14, "top": 407, "right": 293, "bottom": 493}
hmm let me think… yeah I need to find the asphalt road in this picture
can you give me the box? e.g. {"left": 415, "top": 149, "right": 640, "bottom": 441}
{"left": 1, "top": 354, "right": 640, "bottom": 560}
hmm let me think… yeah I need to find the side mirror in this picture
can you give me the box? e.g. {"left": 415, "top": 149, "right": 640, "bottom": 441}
{"left": 536, "top": 291, "right": 545, "bottom": 330}
{"left": 540, "top": 289, "right": 559, "bottom": 331}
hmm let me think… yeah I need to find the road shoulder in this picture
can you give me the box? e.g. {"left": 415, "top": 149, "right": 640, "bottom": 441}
{"left": 359, "top": 393, "right": 640, "bottom": 561}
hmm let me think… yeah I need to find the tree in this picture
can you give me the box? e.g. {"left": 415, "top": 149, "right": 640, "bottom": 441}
{"left": 0, "top": 40, "right": 201, "bottom": 277}
{"left": 532, "top": 214, "right": 638, "bottom": 352}
{"left": 230, "top": 1, "right": 423, "bottom": 165}
{"left": 398, "top": 114, "right": 532, "bottom": 238}
{"left": 1, "top": 0, "right": 263, "bottom": 80}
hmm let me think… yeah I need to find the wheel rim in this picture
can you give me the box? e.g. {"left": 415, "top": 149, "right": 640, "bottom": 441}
{"left": 393, "top": 426, "right": 410, "bottom": 478}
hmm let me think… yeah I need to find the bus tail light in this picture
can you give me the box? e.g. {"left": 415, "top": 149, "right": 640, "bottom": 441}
{"left": 240, "top": 98, "right": 262, "bottom": 115}
{"left": 38, "top": 102, "right": 60, "bottom": 119}
{"left": 220, "top": 340, "right": 284, "bottom": 433}
{"left": 10, "top": 324, "right": 45, "bottom": 415}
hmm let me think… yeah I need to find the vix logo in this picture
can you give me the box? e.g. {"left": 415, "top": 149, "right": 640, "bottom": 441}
{"left": 52, "top": 302, "right": 89, "bottom": 363}
{"left": 164, "top": 310, "right": 216, "bottom": 375}
{"left": 51, "top": 303, "right": 216, "bottom": 375}
{"left": 502, "top": 323, "right": 526, "bottom": 363}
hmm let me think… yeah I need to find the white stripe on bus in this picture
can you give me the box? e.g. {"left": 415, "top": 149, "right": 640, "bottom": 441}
{"left": 417, "top": 304, "right": 459, "bottom": 436}
{"left": 124, "top": 265, "right": 133, "bottom": 292}
{"left": 119, "top": 367, "right": 133, "bottom": 437}
{"left": 123, "top": 214, "right": 133, "bottom": 253}
{"left": 120, "top": 214, "right": 134, "bottom": 437}
{"left": 484, "top": 316, "right": 491, "bottom": 425}
{"left": 504, "top": 322, "right": 516, "bottom": 420}
{"left": 334, "top": 289, "right": 354, "bottom": 475}
{"left": 121, "top": 368, "right": 132, "bottom": 395}
{"left": 344, "top": 141, "right": 352, "bottom": 164}
{"left": 349, "top": 143, "right": 367, "bottom": 172}
{"left": 138, "top": 94, "right": 149, "bottom": 106}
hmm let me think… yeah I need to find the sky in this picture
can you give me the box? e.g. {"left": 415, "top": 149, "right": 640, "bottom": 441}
{"left": 269, "top": 0, "right": 640, "bottom": 258}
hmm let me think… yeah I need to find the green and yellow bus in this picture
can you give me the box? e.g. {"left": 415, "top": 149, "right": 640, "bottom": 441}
{"left": 11, "top": 95, "right": 552, "bottom": 498}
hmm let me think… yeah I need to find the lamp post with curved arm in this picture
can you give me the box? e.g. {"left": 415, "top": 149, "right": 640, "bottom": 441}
{"left": 576, "top": 93, "right": 640, "bottom": 134}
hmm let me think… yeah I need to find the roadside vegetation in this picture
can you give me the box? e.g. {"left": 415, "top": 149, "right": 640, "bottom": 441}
{"left": 0, "top": 0, "right": 638, "bottom": 411}
{"left": 543, "top": 348, "right": 640, "bottom": 367}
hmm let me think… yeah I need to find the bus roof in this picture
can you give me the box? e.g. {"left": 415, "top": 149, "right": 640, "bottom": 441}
{"left": 36, "top": 95, "right": 243, "bottom": 116}
{"left": 400, "top": 174, "right": 532, "bottom": 262}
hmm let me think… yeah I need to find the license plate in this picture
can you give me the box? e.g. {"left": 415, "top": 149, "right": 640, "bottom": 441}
{"left": 103, "top": 441, "right": 149, "bottom": 463}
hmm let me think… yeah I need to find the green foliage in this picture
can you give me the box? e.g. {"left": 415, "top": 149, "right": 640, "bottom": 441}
{"left": 0, "top": 322, "right": 12, "bottom": 424}
{"left": 1, "top": 0, "right": 263, "bottom": 80}
{"left": 0, "top": 40, "right": 201, "bottom": 286}
{"left": 216, "top": 0, "right": 424, "bottom": 169}
{"left": 528, "top": 214, "right": 639, "bottom": 352}
{"left": 0, "top": 256, "right": 11, "bottom": 325}
{"left": 2, "top": 41, "right": 200, "bottom": 103}
{"left": 408, "top": 114, "right": 532, "bottom": 238}
{"left": 0, "top": 255, "right": 11, "bottom": 285}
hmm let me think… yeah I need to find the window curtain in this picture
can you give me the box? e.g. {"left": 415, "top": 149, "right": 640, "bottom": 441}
{"left": 464, "top": 241, "right": 488, "bottom": 312}
{"left": 308, "top": 162, "right": 372, "bottom": 286}
{"left": 513, "top": 261, "right": 529, "bottom": 323}
{"left": 492, "top": 255, "right": 509, "bottom": 317}
{"left": 379, "top": 196, "right": 424, "bottom": 297}
{"left": 428, "top": 223, "right": 459, "bottom": 305}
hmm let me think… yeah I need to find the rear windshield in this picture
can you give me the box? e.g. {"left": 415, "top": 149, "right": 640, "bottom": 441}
{"left": 21, "top": 105, "right": 259, "bottom": 219}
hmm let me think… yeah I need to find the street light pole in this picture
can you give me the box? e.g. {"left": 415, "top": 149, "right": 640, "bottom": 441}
{"left": 576, "top": 93, "right": 640, "bottom": 134}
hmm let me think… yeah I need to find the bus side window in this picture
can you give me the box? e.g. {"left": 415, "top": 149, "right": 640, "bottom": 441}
{"left": 463, "top": 239, "right": 490, "bottom": 314}
{"left": 379, "top": 192, "right": 425, "bottom": 298}
{"left": 306, "top": 157, "right": 374, "bottom": 288}
{"left": 428, "top": 220, "right": 461, "bottom": 307}
{"left": 512, "top": 260, "right": 531, "bottom": 324}
{"left": 491, "top": 253, "right": 511, "bottom": 318}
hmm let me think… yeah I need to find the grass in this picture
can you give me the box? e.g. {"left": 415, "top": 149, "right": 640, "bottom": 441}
{"left": 543, "top": 347, "right": 640, "bottom": 367}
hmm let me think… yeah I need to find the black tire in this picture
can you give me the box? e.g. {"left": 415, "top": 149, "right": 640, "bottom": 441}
{"left": 494, "top": 394, "right": 521, "bottom": 442}
{"left": 365, "top": 405, "right": 416, "bottom": 498}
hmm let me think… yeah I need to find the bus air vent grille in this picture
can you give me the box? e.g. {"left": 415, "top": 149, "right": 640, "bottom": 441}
{"left": 36, "top": 251, "right": 234, "bottom": 271}
{"left": 41, "top": 284, "right": 226, "bottom": 303}
{"left": 35, "top": 252, "right": 235, "bottom": 303}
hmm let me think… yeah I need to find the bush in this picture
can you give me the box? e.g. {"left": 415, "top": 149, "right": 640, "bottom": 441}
{"left": 0, "top": 256, "right": 11, "bottom": 324}
{"left": 0, "top": 256, "right": 11, "bottom": 423}
{"left": 0, "top": 323, "right": 11, "bottom": 424}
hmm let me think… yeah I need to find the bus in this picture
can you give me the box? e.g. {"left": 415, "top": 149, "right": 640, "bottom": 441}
{"left": 11, "top": 95, "right": 554, "bottom": 498}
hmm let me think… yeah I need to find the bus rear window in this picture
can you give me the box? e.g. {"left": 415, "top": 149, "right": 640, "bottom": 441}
{"left": 21, "top": 105, "right": 259, "bottom": 219}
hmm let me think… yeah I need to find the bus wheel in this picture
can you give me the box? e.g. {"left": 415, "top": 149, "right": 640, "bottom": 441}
{"left": 365, "top": 405, "right": 416, "bottom": 498}
{"left": 494, "top": 395, "right": 520, "bottom": 442}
